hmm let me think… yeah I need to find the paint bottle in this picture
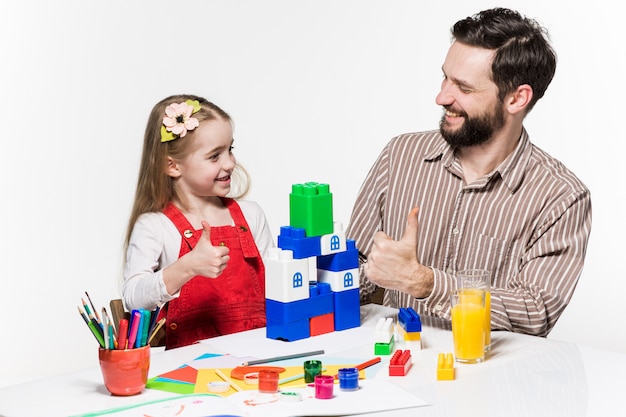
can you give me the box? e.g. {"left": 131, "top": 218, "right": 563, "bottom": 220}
{"left": 314, "top": 375, "right": 334, "bottom": 399}
{"left": 258, "top": 370, "right": 278, "bottom": 393}
{"left": 338, "top": 367, "right": 359, "bottom": 391}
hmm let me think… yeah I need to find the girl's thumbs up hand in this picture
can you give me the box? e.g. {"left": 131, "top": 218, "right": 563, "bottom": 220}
{"left": 192, "top": 220, "right": 230, "bottom": 278}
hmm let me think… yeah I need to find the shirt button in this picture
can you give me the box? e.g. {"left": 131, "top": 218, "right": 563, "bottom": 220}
{"left": 452, "top": 228, "right": 459, "bottom": 235}
{"left": 434, "top": 304, "right": 443, "bottom": 311}
{"left": 169, "top": 322, "right": 178, "bottom": 331}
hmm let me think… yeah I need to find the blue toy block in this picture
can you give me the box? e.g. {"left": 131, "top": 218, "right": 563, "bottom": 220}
{"left": 277, "top": 226, "right": 322, "bottom": 259}
{"left": 317, "top": 239, "right": 359, "bottom": 271}
{"left": 266, "top": 317, "right": 310, "bottom": 341}
{"left": 332, "top": 288, "right": 360, "bottom": 331}
{"left": 265, "top": 282, "right": 333, "bottom": 323}
{"left": 289, "top": 182, "right": 334, "bottom": 237}
{"left": 398, "top": 307, "right": 422, "bottom": 333}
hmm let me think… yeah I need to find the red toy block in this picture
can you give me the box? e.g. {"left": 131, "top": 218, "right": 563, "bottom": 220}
{"left": 388, "top": 349, "right": 412, "bottom": 376}
{"left": 310, "top": 313, "right": 334, "bottom": 336}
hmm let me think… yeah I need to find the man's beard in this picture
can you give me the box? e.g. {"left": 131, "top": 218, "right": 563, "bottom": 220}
{"left": 439, "top": 103, "right": 505, "bottom": 148}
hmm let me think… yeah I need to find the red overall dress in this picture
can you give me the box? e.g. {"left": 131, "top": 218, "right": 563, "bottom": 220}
{"left": 161, "top": 198, "right": 266, "bottom": 349}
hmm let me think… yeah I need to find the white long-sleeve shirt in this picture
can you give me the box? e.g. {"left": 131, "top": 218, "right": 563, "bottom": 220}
{"left": 122, "top": 200, "right": 274, "bottom": 310}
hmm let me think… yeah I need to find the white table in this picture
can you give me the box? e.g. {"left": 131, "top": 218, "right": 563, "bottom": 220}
{"left": 0, "top": 304, "right": 622, "bottom": 417}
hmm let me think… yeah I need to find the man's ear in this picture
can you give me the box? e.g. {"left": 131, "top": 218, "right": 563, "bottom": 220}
{"left": 165, "top": 156, "right": 181, "bottom": 178}
{"left": 507, "top": 84, "right": 533, "bottom": 115}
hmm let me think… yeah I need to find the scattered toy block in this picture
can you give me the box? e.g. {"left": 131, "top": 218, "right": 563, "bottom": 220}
{"left": 389, "top": 349, "right": 412, "bottom": 376}
{"left": 437, "top": 353, "right": 455, "bottom": 380}
{"left": 398, "top": 307, "right": 422, "bottom": 333}
{"left": 397, "top": 325, "right": 421, "bottom": 343}
{"left": 374, "top": 317, "right": 394, "bottom": 344}
{"left": 374, "top": 336, "right": 395, "bottom": 355}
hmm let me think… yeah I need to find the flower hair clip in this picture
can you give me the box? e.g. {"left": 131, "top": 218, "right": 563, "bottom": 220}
{"left": 161, "top": 99, "right": 202, "bottom": 142}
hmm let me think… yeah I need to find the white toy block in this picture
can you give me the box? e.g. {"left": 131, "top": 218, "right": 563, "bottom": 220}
{"left": 320, "top": 222, "right": 347, "bottom": 255}
{"left": 307, "top": 256, "right": 317, "bottom": 283}
{"left": 317, "top": 267, "right": 359, "bottom": 292}
{"left": 374, "top": 317, "right": 394, "bottom": 344}
{"left": 265, "top": 248, "right": 310, "bottom": 302}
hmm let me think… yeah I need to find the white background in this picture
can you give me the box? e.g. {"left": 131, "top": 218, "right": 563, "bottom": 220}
{"left": 0, "top": 0, "right": 622, "bottom": 386}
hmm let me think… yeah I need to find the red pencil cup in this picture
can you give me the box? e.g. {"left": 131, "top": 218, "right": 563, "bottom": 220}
{"left": 98, "top": 345, "right": 150, "bottom": 396}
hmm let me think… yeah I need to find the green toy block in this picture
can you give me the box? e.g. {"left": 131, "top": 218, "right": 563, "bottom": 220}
{"left": 374, "top": 336, "right": 395, "bottom": 355}
{"left": 289, "top": 182, "right": 334, "bottom": 237}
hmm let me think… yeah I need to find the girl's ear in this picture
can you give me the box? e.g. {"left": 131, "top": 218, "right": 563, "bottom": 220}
{"left": 165, "top": 156, "right": 182, "bottom": 178}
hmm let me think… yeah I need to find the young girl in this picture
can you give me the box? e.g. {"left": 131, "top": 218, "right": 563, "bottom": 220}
{"left": 122, "top": 94, "right": 274, "bottom": 349}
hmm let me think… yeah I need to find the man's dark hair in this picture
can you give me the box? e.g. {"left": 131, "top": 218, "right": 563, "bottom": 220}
{"left": 452, "top": 8, "right": 557, "bottom": 112}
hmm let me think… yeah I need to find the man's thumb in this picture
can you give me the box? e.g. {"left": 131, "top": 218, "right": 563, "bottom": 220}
{"left": 401, "top": 207, "right": 420, "bottom": 245}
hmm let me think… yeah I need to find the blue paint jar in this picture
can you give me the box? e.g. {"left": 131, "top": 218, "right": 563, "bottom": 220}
{"left": 338, "top": 367, "right": 359, "bottom": 391}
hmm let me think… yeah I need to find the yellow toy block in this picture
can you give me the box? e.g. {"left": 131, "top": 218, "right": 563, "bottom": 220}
{"left": 437, "top": 353, "right": 455, "bottom": 380}
{"left": 397, "top": 325, "right": 421, "bottom": 341}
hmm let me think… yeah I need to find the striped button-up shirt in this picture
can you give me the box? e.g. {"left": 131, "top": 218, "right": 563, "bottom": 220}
{"left": 346, "top": 129, "right": 592, "bottom": 336}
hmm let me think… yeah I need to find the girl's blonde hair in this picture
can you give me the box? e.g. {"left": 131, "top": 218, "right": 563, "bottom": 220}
{"left": 124, "top": 94, "right": 250, "bottom": 252}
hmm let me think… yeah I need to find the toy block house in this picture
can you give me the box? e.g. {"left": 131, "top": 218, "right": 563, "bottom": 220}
{"left": 265, "top": 182, "right": 361, "bottom": 341}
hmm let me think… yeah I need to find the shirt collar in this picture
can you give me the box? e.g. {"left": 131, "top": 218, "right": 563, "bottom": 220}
{"left": 425, "top": 128, "right": 531, "bottom": 193}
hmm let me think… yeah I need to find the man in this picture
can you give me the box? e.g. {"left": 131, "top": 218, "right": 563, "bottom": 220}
{"left": 346, "top": 8, "right": 592, "bottom": 337}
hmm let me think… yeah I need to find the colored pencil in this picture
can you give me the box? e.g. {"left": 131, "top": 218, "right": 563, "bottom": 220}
{"left": 103, "top": 308, "right": 109, "bottom": 349}
{"left": 355, "top": 357, "right": 382, "bottom": 370}
{"left": 215, "top": 368, "right": 242, "bottom": 392}
{"left": 147, "top": 317, "right": 166, "bottom": 345}
{"left": 102, "top": 307, "right": 116, "bottom": 334}
{"left": 147, "top": 305, "right": 161, "bottom": 336}
{"left": 87, "top": 319, "right": 105, "bottom": 347}
{"left": 85, "top": 291, "right": 101, "bottom": 323}
{"left": 333, "top": 357, "right": 382, "bottom": 379}
{"left": 77, "top": 306, "right": 89, "bottom": 324}
{"left": 241, "top": 350, "right": 325, "bottom": 366}
{"left": 82, "top": 298, "right": 96, "bottom": 322}
{"left": 279, "top": 367, "right": 327, "bottom": 385}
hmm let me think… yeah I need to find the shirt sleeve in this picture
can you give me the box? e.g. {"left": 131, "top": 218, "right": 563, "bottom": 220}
{"left": 238, "top": 199, "right": 276, "bottom": 258}
{"left": 492, "top": 189, "right": 592, "bottom": 335}
{"left": 122, "top": 212, "right": 180, "bottom": 311}
{"left": 346, "top": 143, "right": 390, "bottom": 303}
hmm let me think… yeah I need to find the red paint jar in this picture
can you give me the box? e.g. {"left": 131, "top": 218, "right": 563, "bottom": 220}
{"left": 314, "top": 374, "right": 334, "bottom": 399}
{"left": 258, "top": 370, "right": 279, "bottom": 393}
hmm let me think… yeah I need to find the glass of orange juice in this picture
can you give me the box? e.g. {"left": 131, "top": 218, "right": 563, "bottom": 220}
{"left": 457, "top": 269, "right": 491, "bottom": 352}
{"left": 450, "top": 288, "right": 486, "bottom": 364}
